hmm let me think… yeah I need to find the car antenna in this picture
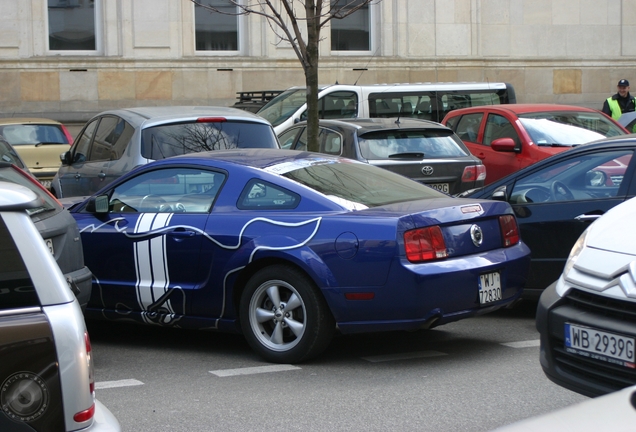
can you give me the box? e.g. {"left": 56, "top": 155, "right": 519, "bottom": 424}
{"left": 353, "top": 46, "right": 380, "bottom": 86}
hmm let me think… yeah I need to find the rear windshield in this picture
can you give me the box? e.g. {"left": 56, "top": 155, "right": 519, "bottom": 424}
{"left": 281, "top": 159, "right": 443, "bottom": 208}
{"left": 0, "top": 124, "right": 69, "bottom": 145}
{"left": 141, "top": 120, "right": 279, "bottom": 160}
{"left": 0, "top": 216, "right": 39, "bottom": 309}
{"left": 358, "top": 129, "right": 469, "bottom": 160}
{"left": 518, "top": 111, "right": 625, "bottom": 145}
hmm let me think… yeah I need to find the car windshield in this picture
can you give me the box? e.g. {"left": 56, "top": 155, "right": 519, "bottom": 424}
{"left": 141, "top": 120, "right": 279, "bottom": 160}
{"left": 358, "top": 129, "right": 469, "bottom": 160}
{"left": 0, "top": 124, "right": 69, "bottom": 145}
{"left": 257, "top": 89, "right": 308, "bottom": 126}
{"left": 518, "top": 111, "right": 625, "bottom": 146}
{"left": 280, "top": 159, "right": 444, "bottom": 209}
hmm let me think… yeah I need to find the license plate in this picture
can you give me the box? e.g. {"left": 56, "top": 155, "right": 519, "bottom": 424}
{"left": 45, "top": 239, "right": 54, "bottom": 256}
{"left": 565, "top": 323, "right": 636, "bottom": 368}
{"left": 429, "top": 183, "right": 449, "bottom": 193}
{"left": 478, "top": 271, "right": 501, "bottom": 304}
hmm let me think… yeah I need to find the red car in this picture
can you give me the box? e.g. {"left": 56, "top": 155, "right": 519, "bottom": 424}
{"left": 442, "top": 104, "right": 628, "bottom": 184}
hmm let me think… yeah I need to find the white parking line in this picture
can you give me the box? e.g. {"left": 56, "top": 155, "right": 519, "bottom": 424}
{"left": 501, "top": 339, "right": 540, "bottom": 348}
{"left": 362, "top": 351, "right": 448, "bottom": 363}
{"left": 96, "top": 379, "right": 144, "bottom": 389}
{"left": 210, "top": 364, "right": 301, "bottom": 377}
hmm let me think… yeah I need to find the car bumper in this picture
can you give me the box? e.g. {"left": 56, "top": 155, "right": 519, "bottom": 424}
{"left": 82, "top": 399, "right": 121, "bottom": 431}
{"left": 326, "top": 242, "right": 530, "bottom": 333}
{"left": 537, "top": 280, "right": 636, "bottom": 397}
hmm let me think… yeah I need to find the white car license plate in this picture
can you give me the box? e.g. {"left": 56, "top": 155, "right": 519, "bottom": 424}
{"left": 564, "top": 323, "right": 636, "bottom": 367}
{"left": 478, "top": 271, "right": 501, "bottom": 304}
{"left": 45, "top": 239, "right": 54, "bottom": 256}
{"left": 429, "top": 183, "right": 449, "bottom": 193}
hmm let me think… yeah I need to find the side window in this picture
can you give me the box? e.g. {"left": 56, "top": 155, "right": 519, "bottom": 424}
{"left": 454, "top": 113, "right": 484, "bottom": 142}
{"left": 319, "top": 129, "right": 343, "bottom": 155}
{"left": 238, "top": 179, "right": 300, "bottom": 210}
{"left": 278, "top": 127, "right": 304, "bottom": 150}
{"left": 0, "top": 217, "right": 39, "bottom": 309}
{"left": 108, "top": 168, "right": 225, "bottom": 213}
{"left": 483, "top": 114, "right": 521, "bottom": 148}
{"left": 509, "top": 150, "right": 634, "bottom": 203}
{"left": 71, "top": 119, "right": 99, "bottom": 164}
{"left": 109, "top": 118, "right": 135, "bottom": 160}
{"left": 322, "top": 91, "right": 358, "bottom": 119}
{"left": 292, "top": 128, "right": 309, "bottom": 151}
{"left": 89, "top": 116, "right": 119, "bottom": 162}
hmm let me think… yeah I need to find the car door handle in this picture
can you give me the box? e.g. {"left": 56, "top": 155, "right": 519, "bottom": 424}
{"left": 169, "top": 228, "right": 196, "bottom": 238}
{"left": 575, "top": 213, "right": 602, "bottom": 221}
{"left": 98, "top": 172, "right": 106, "bottom": 179}
{"left": 74, "top": 173, "right": 81, "bottom": 179}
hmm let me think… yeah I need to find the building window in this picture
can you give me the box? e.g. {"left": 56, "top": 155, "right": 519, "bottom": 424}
{"left": 331, "top": 0, "right": 370, "bottom": 51}
{"left": 48, "top": 0, "right": 97, "bottom": 51}
{"left": 195, "top": 1, "right": 239, "bottom": 51}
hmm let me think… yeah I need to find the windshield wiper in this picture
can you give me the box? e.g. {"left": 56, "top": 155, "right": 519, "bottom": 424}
{"left": 388, "top": 152, "right": 425, "bottom": 159}
{"left": 35, "top": 142, "right": 65, "bottom": 147}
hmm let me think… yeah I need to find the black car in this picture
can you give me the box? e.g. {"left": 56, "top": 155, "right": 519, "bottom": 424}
{"left": 461, "top": 136, "right": 636, "bottom": 297}
{"left": 278, "top": 118, "right": 486, "bottom": 194}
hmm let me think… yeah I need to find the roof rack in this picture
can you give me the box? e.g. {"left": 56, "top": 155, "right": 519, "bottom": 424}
{"left": 232, "top": 90, "right": 283, "bottom": 113}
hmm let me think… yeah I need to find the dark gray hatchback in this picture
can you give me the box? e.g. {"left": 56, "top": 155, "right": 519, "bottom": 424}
{"left": 278, "top": 117, "right": 485, "bottom": 194}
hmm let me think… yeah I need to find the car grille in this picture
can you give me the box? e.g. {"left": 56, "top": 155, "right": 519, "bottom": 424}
{"left": 611, "top": 175, "right": 624, "bottom": 185}
{"left": 550, "top": 289, "right": 636, "bottom": 391}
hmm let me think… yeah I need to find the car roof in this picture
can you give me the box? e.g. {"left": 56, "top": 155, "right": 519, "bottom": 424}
{"left": 292, "top": 117, "right": 451, "bottom": 134}
{"left": 448, "top": 103, "right": 600, "bottom": 116}
{"left": 0, "top": 117, "right": 63, "bottom": 126}
{"left": 89, "top": 106, "right": 272, "bottom": 127}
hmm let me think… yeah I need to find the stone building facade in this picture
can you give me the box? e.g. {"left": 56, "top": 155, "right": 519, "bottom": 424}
{"left": 1, "top": 0, "right": 635, "bottom": 122}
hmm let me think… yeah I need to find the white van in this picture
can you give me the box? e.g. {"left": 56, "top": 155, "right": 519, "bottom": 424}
{"left": 257, "top": 82, "right": 516, "bottom": 133}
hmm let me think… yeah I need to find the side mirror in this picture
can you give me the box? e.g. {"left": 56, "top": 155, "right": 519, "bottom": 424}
{"left": 586, "top": 170, "right": 607, "bottom": 187}
{"left": 60, "top": 151, "right": 71, "bottom": 165}
{"left": 490, "top": 138, "right": 517, "bottom": 153}
{"left": 491, "top": 185, "right": 508, "bottom": 201}
{"left": 85, "top": 195, "right": 109, "bottom": 214}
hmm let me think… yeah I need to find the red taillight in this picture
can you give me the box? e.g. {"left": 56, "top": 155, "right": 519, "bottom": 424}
{"left": 74, "top": 403, "right": 95, "bottom": 423}
{"left": 196, "top": 117, "right": 227, "bottom": 123}
{"left": 404, "top": 226, "right": 448, "bottom": 263}
{"left": 85, "top": 332, "right": 95, "bottom": 395}
{"left": 60, "top": 123, "right": 74, "bottom": 144}
{"left": 499, "top": 214, "right": 520, "bottom": 247}
{"left": 10, "top": 165, "right": 62, "bottom": 205}
{"left": 462, "top": 165, "right": 486, "bottom": 182}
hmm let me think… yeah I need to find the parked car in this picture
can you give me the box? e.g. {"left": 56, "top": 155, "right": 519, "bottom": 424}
{"left": 618, "top": 111, "right": 636, "bottom": 133}
{"left": 52, "top": 106, "right": 280, "bottom": 198}
{"left": 278, "top": 118, "right": 486, "bottom": 194}
{"left": 459, "top": 136, "right": 636, "bottom": 298}
{"left": 66, "top": 148, "right": 530, "bottom": 363}
{"left": 0, "top": 118, "right": 74, "bottom": 189}
{"left": 537, "top": 195, "right": 636, "bottom": 397}
{"left": 0, "top": 181, "right": 120, "bottom": 431}
{"left": 0, "top": 161, "right": 92, "bottom": 308}
{"left": 442, "top": 104, "right": 627, "bottom": 184}
{"left": 494, "top": 384, "right": 636, "bottom": 431}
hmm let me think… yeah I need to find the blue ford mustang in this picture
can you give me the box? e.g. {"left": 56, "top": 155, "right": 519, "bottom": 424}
{"left": 68, "top": 148, "right": 530, "bottom": 363}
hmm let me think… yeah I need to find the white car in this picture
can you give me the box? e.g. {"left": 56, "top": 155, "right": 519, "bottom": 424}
{"left": 537, "top": 196, "right": 636, "bottom": 397}
{"left": 0, "top": 181, "right": 120, "bottom": 431}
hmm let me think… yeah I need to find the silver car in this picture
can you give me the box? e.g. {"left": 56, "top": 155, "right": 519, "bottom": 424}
{"left": 52, "top": 106, "right": 280, "bottom": 198}
{"left": 0, "top": 181, "right": 120, "bottom": 431}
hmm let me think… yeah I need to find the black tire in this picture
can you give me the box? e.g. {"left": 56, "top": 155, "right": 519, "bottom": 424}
{"left": 239, "top": 265, "right": 335, "bottom": 363}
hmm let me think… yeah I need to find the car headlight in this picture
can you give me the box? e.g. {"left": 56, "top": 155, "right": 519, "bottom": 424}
{"left": 562, "top": 228, "right": 589, "bottom": 278}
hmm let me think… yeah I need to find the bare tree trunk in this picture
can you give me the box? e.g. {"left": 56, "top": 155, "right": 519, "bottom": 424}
{"left": 304, "top": 0, "right": 321, "bottom": 153}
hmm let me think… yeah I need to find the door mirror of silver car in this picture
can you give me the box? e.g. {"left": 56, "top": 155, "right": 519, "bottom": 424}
{"left": 490, "top": 138, "right": 517, "bottom": 153}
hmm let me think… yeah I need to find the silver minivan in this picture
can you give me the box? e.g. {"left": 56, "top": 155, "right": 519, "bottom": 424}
{"left": 0, "top": 181, "right": 120, "bottom": 431}
{"left": 52, "top": 106, "right": 280, "bottom": 198}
